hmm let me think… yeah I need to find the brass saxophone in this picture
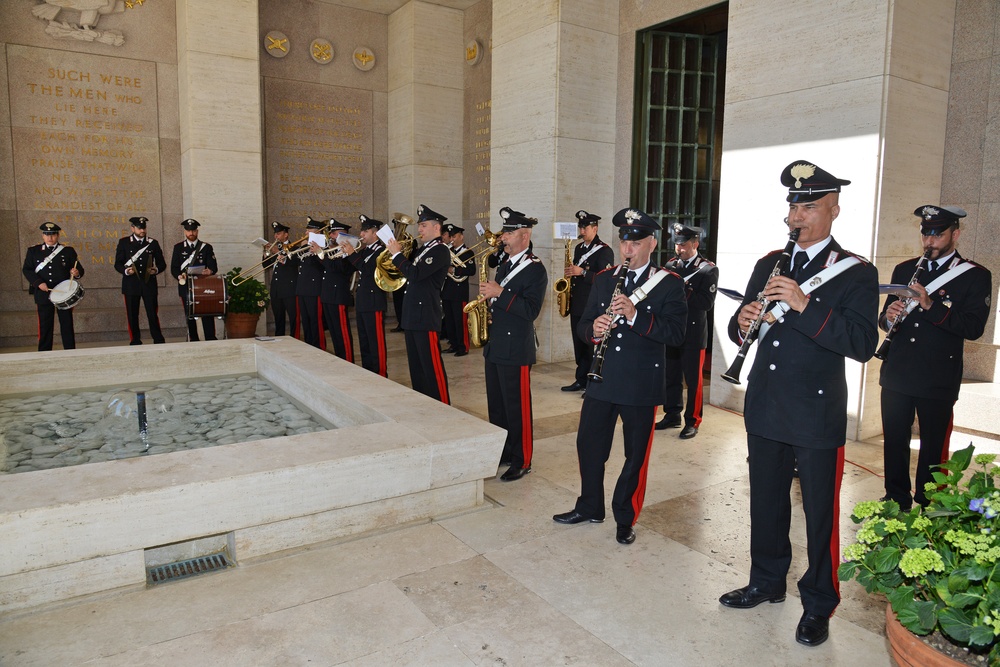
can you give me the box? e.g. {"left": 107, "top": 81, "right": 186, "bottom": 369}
{"left": 464, "top": 252, "right": 491, "bottom": 348}
{"left": 552, "top": 237, "right": 577, "bottom": 318}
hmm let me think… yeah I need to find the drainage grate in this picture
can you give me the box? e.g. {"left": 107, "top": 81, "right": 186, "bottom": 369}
{"left": 146, "top": 551, "right": 233, "bottom": 586}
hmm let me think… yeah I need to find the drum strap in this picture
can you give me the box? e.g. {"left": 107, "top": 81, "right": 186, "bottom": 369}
{"left": 35, "top": 245, "right": 65, "bottom": 273}
{"left": 179, "top": 241, "right": 202, "bottom": 273}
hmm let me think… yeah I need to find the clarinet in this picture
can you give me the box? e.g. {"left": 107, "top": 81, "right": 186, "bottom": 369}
{"left": 720, "top": 225, "right": 801, "bottom": 385}
{"left": 586, "top": 258, "right": 631, "bottom": 384}
{"left": 873, "top": 248, "right": 932, "bottom": 361}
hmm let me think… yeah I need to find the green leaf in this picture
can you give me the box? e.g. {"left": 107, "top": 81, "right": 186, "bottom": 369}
{"left": 914, "top": 600, "right": 938, "bottom": 632}
{"left": 948, "top": 592, "right": 981, "bottom": 609}
{"left": 873, "top": 546, "right": 900, "bottom": 573}
{"left": 895, "top": 606, "right": 926, "bottom": 634}
{"left": 903, "top": 536, "right": 928, "bottom": 549}
{"left": 939, "top": 607, "right": 975, "bottom": 643}
{"left": 949, "top": 572, "right": 971, "bottom": 593}
{"left": 837, "top": 561, "right": 858, "bottom": 581}
{"left": 968, "top": 624, "right": 995, "bottom": 648}
{"left": 887, "top": 586, "right": 915, "bottom": 610}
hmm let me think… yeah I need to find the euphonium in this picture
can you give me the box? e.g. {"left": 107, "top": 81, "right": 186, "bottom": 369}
{"left": 374, "top": 213, "right": 414, "bottom": 292}
{"left": 552, "top": 237, "right": 577, "bottom": 318}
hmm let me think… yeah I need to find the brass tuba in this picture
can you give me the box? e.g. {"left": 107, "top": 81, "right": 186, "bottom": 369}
{"left": 374, "top": 213, "right": 415, "bottom": 292}
{"left": 552, "top": 237, "right": 578, "bottom": 318}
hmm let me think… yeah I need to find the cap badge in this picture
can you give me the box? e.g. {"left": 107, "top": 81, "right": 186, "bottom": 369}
{"left": 500, "top": 208, "right": 511, "bottom": 220}
{"left": 921, "top": 206, "right": 939, "bottom": 220}
{"left": 790, "top": 163, "right": 816, "bottom": 188}
{"left": 417, "top": 205, "right": 425, "bottom": 215}
{"left": 625, "top": 209, "right": 641, "bottom": 221}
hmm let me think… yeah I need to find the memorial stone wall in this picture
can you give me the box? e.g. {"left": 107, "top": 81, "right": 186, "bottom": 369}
{"left": 259, "top": 0, "right": 387, "bottom": 245}
{"left": 0, "top": 0, "right": 181, "bottom": 346}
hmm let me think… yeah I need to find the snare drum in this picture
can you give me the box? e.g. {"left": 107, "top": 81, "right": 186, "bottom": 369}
{"left": 187, "top": 275, "right": 227, "bottom": 318}
{"left": 49, "top": 279, "right": 85, "bottom": 310}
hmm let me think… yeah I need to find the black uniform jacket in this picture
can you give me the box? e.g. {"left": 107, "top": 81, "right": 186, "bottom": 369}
{"left": 878, "top": 252, "right": 991, "bottom": 402}
{"left": 296, "top": 253, "right": 324, "bottom": 297}
{"left": 442, "top": 244, "right": 476, "bottom": 302}
{"left": 320, "top": 254, "right": 357, "bottom": 305}
{"left": 484, "top": 253, "right": 548, "bottom": 366}
{"left": 727, "top": 238, "right": 879, "bottom": 449}
{"left": 665, "top": 254, "right": 719, "bottom": 349}
{"left": 579, "top": 264, "right": 687, "bottom": 406}
{"left": 568, "top": 237, "right": 614, "bottom": 318}
{"left": 23, "top": 244, "right": 85, "bottom": 304}
{"left": 394, "top": 238, "right": 450, "bottom": 331}
{"left": 170, "top": 241, "right": 218, "bottom": 297}
{"left": 114, "top": 236, "right": 167, "bottom": 296}
{"left": 347, "top": 241, "right": 388, "bottom": 313}
{"left": 265, "top": 245, "right": 300, "bottom": 299}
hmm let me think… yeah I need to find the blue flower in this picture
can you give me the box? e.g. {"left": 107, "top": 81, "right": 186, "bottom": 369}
{"left": 985, "top": 507, "right": 997, "bottom": 520}
{"left": 970, "top": 498, "right": 985, "bottom": 513}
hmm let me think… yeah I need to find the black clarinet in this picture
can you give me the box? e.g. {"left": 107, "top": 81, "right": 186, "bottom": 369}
{"left": 873, "top": 248, "right": 932, "bottom": 361}
{"left": 587, "top": 258, "right": 631, "bottom": 383}
{"left": 721, "top": 226, "right": 801, "bottom": 385}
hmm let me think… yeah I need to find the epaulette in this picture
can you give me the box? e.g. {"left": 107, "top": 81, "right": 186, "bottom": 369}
{"left": 839, "top": 249, "right": 872, "bottom": 264}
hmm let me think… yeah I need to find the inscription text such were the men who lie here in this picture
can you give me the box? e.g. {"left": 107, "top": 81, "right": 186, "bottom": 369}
{"left": 11, "top": 45, "right": 161, "bottom": 285}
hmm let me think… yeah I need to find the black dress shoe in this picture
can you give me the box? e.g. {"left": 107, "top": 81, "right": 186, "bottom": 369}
{"left": 500, "top": 466, "right": 530, "bottom": 481}
{"left": 679, "top": 425, "right": 698, "bottom": 439}
{"left": 390, "top": 326, "right": 404, "bottom": 332}
{"left": 552, "top": 510, "right": 604, "bottom": 524}
{"left": 454, "top": 350, "right": 468, "bottom": 357}
{"left": 561, "top": 381, "right": 584, "bottom": 392}
{"left": 442, "top": 347, "right": 458, "bottom": 354}
{"left": 615, "top": 524, "right": 635, "bottom": 545}
{"left": 795, "top": 612, "right": 830, "bottom": 646}
{"left": 718, "top": 585, "right": 786, "bottom": 609}
{"left": 655, "top": 415, "right": 681, "bottom": 430}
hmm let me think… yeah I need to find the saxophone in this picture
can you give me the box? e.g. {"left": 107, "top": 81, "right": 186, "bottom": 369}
{"left": 464, "top": 253, "right": 491, "bottom": 348}
{"left": 552, "top": 238, "right": 576, "bottom": 318}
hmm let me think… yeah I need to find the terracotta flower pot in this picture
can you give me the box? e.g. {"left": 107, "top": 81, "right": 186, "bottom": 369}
{"left": 225, "top": 312, "right": 260, "bottom": 339}
{"left": 885, "top": 605, "right": 964, "bottom": 667}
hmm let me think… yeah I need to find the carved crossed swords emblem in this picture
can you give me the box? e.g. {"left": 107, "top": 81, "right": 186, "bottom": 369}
{"left": 124, "top": 0, "right": 145, "bottom": 8}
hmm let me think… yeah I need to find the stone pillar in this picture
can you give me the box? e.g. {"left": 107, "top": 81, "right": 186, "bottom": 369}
{"left": 490, "top": 0, "right": 618, "bottom": 363}
{"left": 387, "top": 1, "right": 464, "bottom": 221}
{"left": 175, "top": 0, "right": 264, "bottom": 288}
{"left": 711, "top": 0, "right": 956, "bottom": 441}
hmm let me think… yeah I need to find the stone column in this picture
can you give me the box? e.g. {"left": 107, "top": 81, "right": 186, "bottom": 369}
{"left": 175, "top": 0, "right": 264, "bottom": 290}
{"left": 387, "top": 2, "right": 464, "bottom": 221}
{"left": 711, "top": 0, "right": 956, "bottom": 441}
{"left": 490, "top": 0, "right": 619, "bottom": 363}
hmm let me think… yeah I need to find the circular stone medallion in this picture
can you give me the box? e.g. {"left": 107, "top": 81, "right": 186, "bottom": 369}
{"left": 353, "top": 47, "right": 375, "bottom": 71}
{"left": 466, "top": 39, "right": 483, "bottom": 66}
{"left": 264, "top": 31, "right": 290, "bottom": 58}
{"left": 311, "top": 39, "right": 333, "bottom": 64}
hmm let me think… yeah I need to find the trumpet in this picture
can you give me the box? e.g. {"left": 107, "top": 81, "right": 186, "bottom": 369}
{"left": 874, "top": 248, "right": 932, "bottom": 361}
{"left": 721, "top": 222, "right": 801, "bottom": 385}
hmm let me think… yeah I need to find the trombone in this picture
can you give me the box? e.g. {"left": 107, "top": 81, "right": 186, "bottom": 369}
{"left": 231, "top": 217, "right": 333, "bottom": 287}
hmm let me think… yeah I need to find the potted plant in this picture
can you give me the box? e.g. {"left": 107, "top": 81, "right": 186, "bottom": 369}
{"left": 223, "top": 267, "right": 269, "bottom": 338}
{"left": 839, "top": 445, "right": 1000, "bottom": 666}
